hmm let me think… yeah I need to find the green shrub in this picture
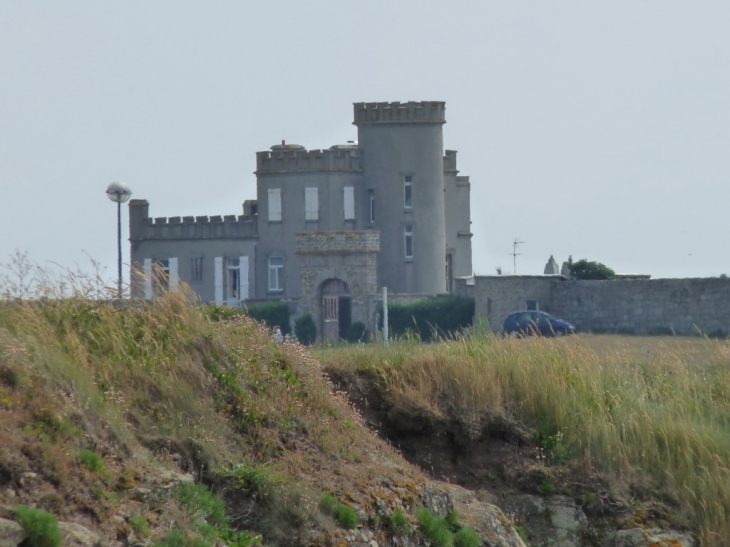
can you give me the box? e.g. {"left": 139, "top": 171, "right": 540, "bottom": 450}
{"left": 14, "top": 505, "right": 61, "bottom": 547}
{"left": 319, "top": 494, "right": 339, "bottom": 515}
{"left": 454, "top": 527, "right": 480, "bottom": 547}
{"left": 244, "top": 302, "right": 290, "bottom": 336}
{"left": 346, "top": 321, "right": 368, "bottom": 343}
{"left": 387, "top": 509, "right": 411, "bottom": 535}
{"left": 154, "top": 529, "right": 186, "bottom": 547}
{"left": 336, "top": 504, "right": 359, "bottom": 529}
{"left": 129, "top": 514, "right": 150, "bottom": 538}
{"left": 76, "top": 449, "right": 103, "bottom": 472}
{"left": 416, "top": 508, "right": 453, "bottom": 547}
{"left": 536, "top": 469, "right": 555, "bottom": 496}
{"left": 384, "top": 297, "right": 474, "bottom": 342}
{"left": 294, "top": 314, "right": 317, "bottom": 345}
{"left": 445, "top": 509, "right": 460, "bottom": 532}
{"left": 175, "top": 483, "right": 228, "bottom": 530}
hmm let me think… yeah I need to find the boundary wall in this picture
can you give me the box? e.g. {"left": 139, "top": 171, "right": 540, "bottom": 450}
{"left": 458, "top": 276, "right": 730, "bottom": 336}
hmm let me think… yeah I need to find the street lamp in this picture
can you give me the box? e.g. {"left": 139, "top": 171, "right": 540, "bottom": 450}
{"left": 106, "top": 182, "right": 133, "bottom": 299}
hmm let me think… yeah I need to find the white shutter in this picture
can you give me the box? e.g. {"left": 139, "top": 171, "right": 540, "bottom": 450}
{"left": 143, "top": 259, "right": 153, "bottom": 300}
{"left": 344, "top": 186, "right": 355, "bottom": 220}
{"left": 239, "top": 256, "right": 249, "bottom": 300}
{"left": 168, "top": 257, "right": 179, "bottom": 292}
{"left": 214, "top": 257, "right": 223, "bottom": 305}
{"left": 305, "top": 187, "right": 319, "bottom": 221}
{"left": 268, "top": 188, "right": 282, "bottom": 221}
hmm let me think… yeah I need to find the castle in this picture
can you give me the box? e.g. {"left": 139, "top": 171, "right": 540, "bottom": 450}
{"left": 129, "top": 101, "right": 473, "bottom": 341}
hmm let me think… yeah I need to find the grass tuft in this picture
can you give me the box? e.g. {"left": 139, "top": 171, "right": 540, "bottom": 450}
{"left": 14, "top": 505, "right": 62, "bottom": 547}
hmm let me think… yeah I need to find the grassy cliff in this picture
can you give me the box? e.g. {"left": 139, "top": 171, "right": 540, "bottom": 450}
{"left": 318, "top": 334, "right": 730, "bottom": 546}
{"left": 0, "top": 288, "right": 443, "bottom": 546}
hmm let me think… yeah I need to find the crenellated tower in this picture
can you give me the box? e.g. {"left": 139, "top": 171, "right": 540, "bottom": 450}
{"left": 354, "top": 101, "right": 447, "bottom": 294}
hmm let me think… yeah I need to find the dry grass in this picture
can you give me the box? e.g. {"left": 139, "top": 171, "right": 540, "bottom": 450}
{"left": 0, "top": 262, "right": 425, "bottom": 544}
{"left": 318, "top": 333, "right": 730, "bottom": 545}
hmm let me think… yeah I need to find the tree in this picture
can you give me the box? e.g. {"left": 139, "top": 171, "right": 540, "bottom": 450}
{"left": 569, "top": 259, "right": 616, "bottom": 280}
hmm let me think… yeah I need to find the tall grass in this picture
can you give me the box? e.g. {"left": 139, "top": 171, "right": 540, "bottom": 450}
{"left": 319, "top": 334, "right": 730, "bottom": 545}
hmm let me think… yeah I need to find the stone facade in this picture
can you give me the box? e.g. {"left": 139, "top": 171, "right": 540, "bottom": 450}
{"left": 458, "top": 275, "right": 730, "bottom": 336}
{"left": 129, "top": 101, "right": 473, "bottom": 341}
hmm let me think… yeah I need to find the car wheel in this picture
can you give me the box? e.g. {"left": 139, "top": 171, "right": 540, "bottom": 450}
{"left": 555, "top": 329, "right": 566, "bottom": 337}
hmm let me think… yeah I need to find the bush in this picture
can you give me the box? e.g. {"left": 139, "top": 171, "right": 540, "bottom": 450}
{"left": 294, "top": 314, "right": 317, "bottom": 345}
{"left": 76, "top": 449, "right": 103, "bottom": 472}
{"left": 319, "top": 494, "right": 339, "bottom": 514}
{"left": 244, "top": 302, "right": 290, "bottom": 336}
{"left": 416, "top": 508, "right": 452, "bottom": 547}
{"left": 175, "top": 483, "right": 228, "bottom": 530}
{"left": 569, "top": 259, "right": 615, "bottom": 280}
{"left": 385, "top": 297, "right": 474, "bottom": 342}
{"left": 454, "top": 527, "right": 480, "bottom": 547}
{"left": 346, "top": 321, "right": 367, "bottom": 343}
{"left": 387, "top": 509, "right": 411, "bottom": 535}
{"left": 14, "top": 505, "right": 61, "bottom": 547}
{"left": 336, "top": 504, "right": 359, "bottom": 529}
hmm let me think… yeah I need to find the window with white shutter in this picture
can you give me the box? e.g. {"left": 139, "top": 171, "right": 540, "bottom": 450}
{"left": 305, "top": 187, "right": 319, "bottom": 221}
{"left": 268, "top": 188, "right": 282, "bottom": 222}
{"left": 344, "top": 186, "right": 355, "bottom": 220}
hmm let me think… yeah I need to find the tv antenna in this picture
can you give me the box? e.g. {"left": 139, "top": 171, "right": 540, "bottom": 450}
{"left": 511, "top": 238, "right": 524, "bottom": 274}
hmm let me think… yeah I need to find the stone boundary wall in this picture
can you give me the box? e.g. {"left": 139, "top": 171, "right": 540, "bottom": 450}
{"left": 460, "top": 276, "right": 730, "bottom": 336}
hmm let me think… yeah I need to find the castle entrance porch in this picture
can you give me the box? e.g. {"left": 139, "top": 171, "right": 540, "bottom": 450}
{"left": 321, "top": 278, "right": 351, "bottom": 343}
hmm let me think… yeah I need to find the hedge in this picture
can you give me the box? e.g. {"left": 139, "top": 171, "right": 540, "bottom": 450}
{"left": 383, "top": 297, "right": 474, "bottom": 342}
{"left": 244, "top": 302, "right": 291, "bottom": 336}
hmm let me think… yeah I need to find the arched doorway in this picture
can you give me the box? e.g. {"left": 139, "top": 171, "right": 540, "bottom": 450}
{"left": 321, "top": 278, "right": 351, "bottom": 343}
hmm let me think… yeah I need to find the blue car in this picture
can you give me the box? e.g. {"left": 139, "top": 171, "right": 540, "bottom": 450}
{"left": 503, "top": 311, "right": 576, "bottom": 337}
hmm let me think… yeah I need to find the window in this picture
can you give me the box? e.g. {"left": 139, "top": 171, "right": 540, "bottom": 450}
{"left": 155, "top": 259, "right": 170, "bottom": 291}
{"left": 404, "top": 175, "right": 412, "bottom": 210}
{"left": 227, "top": 258, "right": 241, "bottom": 300}
{"left": 191, "top": 257, "right": 203, "bottom": 282}
{"left": 344, "top": 186, "right": 355, "bottom": 220}
{"left": 526, "top": 300, "right": 539, "bottom": 311}
{"left": 369, "top": 190, "right": 375, "bottom": 223}
{"left": 143, "top": 257, "right": 178, "bottom": 299}
{"left": 404, "top": 225, "right": 413, "bottom": 259}
{"left": 268, "top": 256, "right": 284, "bottom": 291}
{"left": 268, "top": 188, "right": 282, "bottom": 222}
{"left": 305, "top": 187, "right": 319, "bottom": 221}
{"left": 214, "top": 256, "right": 248, "bottom": 305}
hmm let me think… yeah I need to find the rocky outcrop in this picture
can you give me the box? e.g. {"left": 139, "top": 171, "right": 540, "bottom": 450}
{"left": 0, "top": 518, "right": 27, "bottom": 547}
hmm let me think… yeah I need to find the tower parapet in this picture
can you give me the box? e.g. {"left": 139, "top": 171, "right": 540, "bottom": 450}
{"left": 353, "top": 101, "right": 445, "bottom": 125}
{"left": 256, "top": 147, "right": 362, "bottom": 174}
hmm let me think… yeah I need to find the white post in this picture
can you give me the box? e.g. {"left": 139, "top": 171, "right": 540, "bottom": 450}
{"left": 382, "top": 286, "right": 389, "bottom": 345}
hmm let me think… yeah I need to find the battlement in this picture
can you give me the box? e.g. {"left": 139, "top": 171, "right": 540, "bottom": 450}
{"left": 353, "top": 101, "right": 446, "bottom": 125}
{"left": 256, "top": 147, "right": 362, "bottom": 174}
{"left": 295, "top": 231, "right": 380, "bottom": 254}
{"left": 130, "top": 209, "right": 258, "bottom": 241}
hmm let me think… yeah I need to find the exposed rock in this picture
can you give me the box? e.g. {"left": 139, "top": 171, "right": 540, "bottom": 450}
{"left": 439, "top": 483, "right": 526, "bottom": 547}
{"left": 0, "top": 518, "right": 27, "bottom": 547}
{"left": 501, "top": 494, "right": 587, "bottom": 546}
{"left": 613, "top": 528, "right": 695, "bottom": 547}
{"left": 59, "top": 521, "right": 100, "bottom": 547}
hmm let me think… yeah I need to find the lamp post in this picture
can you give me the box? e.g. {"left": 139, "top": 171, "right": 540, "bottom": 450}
{"left": 106, "top": 182, "right": 133, "bottom": 299}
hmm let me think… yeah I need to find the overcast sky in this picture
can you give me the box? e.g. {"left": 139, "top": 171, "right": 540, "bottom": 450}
{"left": 1, "top": 1, "right": 728, "bottom": 285}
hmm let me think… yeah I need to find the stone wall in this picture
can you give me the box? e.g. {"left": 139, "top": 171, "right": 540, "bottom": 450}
{"left": 458, "top": 276, "right": 730, "bottom": 336}
{"left": 296, "top": 231, "right": 380, "bottom": 341}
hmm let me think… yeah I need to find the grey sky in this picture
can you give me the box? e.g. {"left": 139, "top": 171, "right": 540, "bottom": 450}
{"left": 1, "top": 1, "right": 728, "bottom": 284}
